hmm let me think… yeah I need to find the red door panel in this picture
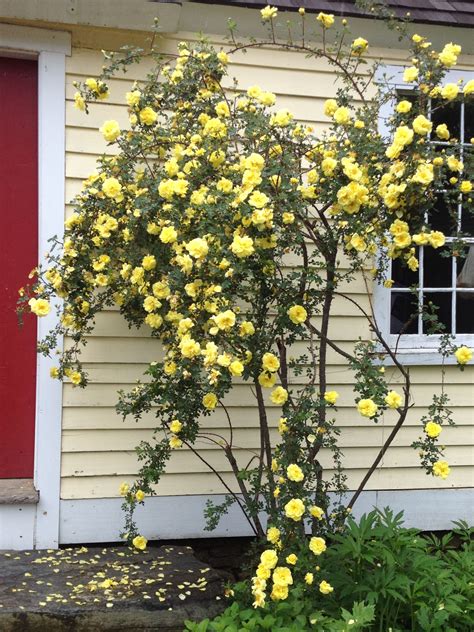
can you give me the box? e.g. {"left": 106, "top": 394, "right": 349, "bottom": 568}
{"left": 0, "top": 57, "right": 38, "bottom": 478}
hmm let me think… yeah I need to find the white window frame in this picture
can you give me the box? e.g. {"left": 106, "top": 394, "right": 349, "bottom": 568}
{"left": 0, "top": 24, "right": 70, "bottom": 548}
{"left": 374, "top": 65, "right": 474, "bottom": 365}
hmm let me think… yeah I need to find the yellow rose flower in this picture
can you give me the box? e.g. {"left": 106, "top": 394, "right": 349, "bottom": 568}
{"left": 396, "top": 100, "right": 412, "bottom": 114}
{"left": 126, "top": 89, "right": 141, "bottom": 107}
{"left": 424, "top": 421, "right": 442, "bottom": 438}
{"left": 403, "top": 67, "right": 419, "bottom": 83}
{"left": 270, "top": 583, "right": 288, "bottom": 601}
{"left": 429, "top": 231, "right": 446, "bottom": 248}
{"left": 229, "top": 360, "right": 244, "bottom": 376}
{"left": 441, "top": 83, "right": 459, "bottom": 101}
{"left": 352, "top": 37, "right": 368, "bottom": 54}
{"left": 159, "top": 226, "right": 177, "bottom": 244}
{"left": 139, "top": 107, "right": 157, "bottom": 125}
{"left": 132, "top": 535, "right": 148, "bottom": 550}
{"left": 309, "top": 536, "right": 327, "bottom": 555}
{"left": 433, "top": 460, "right": 450, "bottom": 479}
{"left": 262, "top": 352, "right": 280, "bottom": 373}
{"left": 102, "top": 177, "right": 122, "bottom": 199}
{"left": 260, "top": 549, "right": 278, "bottom": 569}
{"left": 240, "top": 321, "right": 255, "bottom": 336}
{"left": 142, "top": 255, "right": 156, "bottom": 271}
{"left": 412, "top": 114, "right": 432, "bottom": 136}
{"left": 319, "top": 580, "right": 334, "bottom": 595}
{"left": 286, "top": 554, "right": 297, "bottom": 565}
{"left": 324, "top": 99, "right": 338, "bottom": 117}
{"left": 260, "top": 5, "right": 278, "bottom": 21}
{"left": 270, "top": 109, "right": 293, "bottom": 127}
{"left": 202, "top": 392, "right": 218, "bottom": 409}
{"left": 100, "top": 119, "right": 121, "bottom": 142}
{"left": 230, "top": 235, "right": 255, "bottom": 258}
{"left": 271, "top": 386, "right": 288, "bottom": 405}
{"left": 179, "top": 335, "right": 201, "bottom": 358}
{"left": 169, "top": 435, "right": 183, "bottom": 449}
{"left": 272, "top": 566, "right": 293, "bottom": 586}
{"left": 316, "top": 12, "right": 334, "bottom": 28}
{"left": 28, "top": 297, "right": 51, "bottom": 317}
{"left": 333, "top": 106, "right": 351, "bottom": 125}
{"left": 287, "top": 304, "right": 307, "bottom": 324}
{"left": 435, "top": 124, "right": 450, "bottom": 140}
{"left": 286, "top": 464, "right": 304, "bottom": 482}
{"left": 460, "top": 180, "right": 472, "bottom": 193}
{"left": 284, "top": 498, "right": 305, "bottom": 521}
{"left": 169, "top": 419, "right": 183, "bottom": 434}
{"left": 455, "top": 346, "right": 472, "bottom": 365}
{"left": 119, "top": 482, "right": 130, "bottom": 496}
{"left": 259, "top": 372, "right": 276, "bottom": 388}
{"left": 214, "top": 309, "right": 236, "bottom": 330}
{"left": 305, "top": 573, "right": 314, "bottom": 585}
{"left": 357, "top": 398, "right": 378, "bottom": 418}
{"left": 310, "top": 505, "right": 324, "bottom": 520}
{"left": 186, "top": 237, "right": 209, "bottom": 259}
{"left": 384, "top": 390, "right": 402, "bottom": 409}
{"left": 248, "top": 190, "right": 270, "bottom": 208}
{"left": 267, "top": 527, "right": 280, "bottom": 545}
{"left": 135, "top": 489, "right": 146, "bottom": 502}
{"left": 74, "top": 91, "right": 85, "bottom": 111}
{"left": 463, "top": 79, "right": 474, "bottom": 95}
{"left": 324, "top": 390, "right": 339, "bottom": 405}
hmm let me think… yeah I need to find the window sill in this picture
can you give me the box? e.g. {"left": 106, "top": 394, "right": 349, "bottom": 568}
{"left": 0, "top": 479, "right": 39, "bottom": 504}
{"left": 374, "top": 349, "right": 463, "bottom": 366}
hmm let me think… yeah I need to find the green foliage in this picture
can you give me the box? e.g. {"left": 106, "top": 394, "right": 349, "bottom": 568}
{"left": 186, "top": 511, "right": 473, "bottom": 631}
{"left": 308, "top": 509, "right": 473, "bottom": 631}
{"left": 185, "top": 591, "right": 375, "bottom": 632}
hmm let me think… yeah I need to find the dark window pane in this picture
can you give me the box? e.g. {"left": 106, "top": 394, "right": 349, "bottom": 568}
{"left": 428, "top": 193, "right": 457, "bottom": 235}
{"left": 392, "top": 255, "right": 419, "bottom": 288}
{"left": 456, "top": 293, "right": 474, "bottom": 333}
{"left": 456, "top": 247, "right": 474, "bottom": 290}
{"left": 423, "top": 248, "right": 453, "bottom": 288}
{"left": 422, "top": 292, "right": 452, "bottom": 334}
{"left": 464, "top": 101, "right": 474, "bottom": 141}
{"left": 431, "top": 99, "right": 461, "bottom": 140}
{"left": 391, "top": 292, "right": 418, "bottom": 334}
{"left": 461, "top": 206, "right": 474, "bottom": 236}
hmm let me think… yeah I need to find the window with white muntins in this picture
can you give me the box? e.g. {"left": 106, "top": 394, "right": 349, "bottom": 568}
{"left": 375, "top": 67, "right": 473, "bottom": 364}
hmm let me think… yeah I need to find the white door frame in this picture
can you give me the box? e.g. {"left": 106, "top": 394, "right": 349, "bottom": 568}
{"left": 0, "top": 23, "right": 70, "bottom": 549}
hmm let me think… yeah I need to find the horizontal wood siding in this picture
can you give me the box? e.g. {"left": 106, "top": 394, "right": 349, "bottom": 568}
{"left": 62, "top": 35, "right": 474, "bottom": 500}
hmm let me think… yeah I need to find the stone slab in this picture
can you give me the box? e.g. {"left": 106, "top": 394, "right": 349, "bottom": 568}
{"left": 0, "top": 545, "right": 229, "bottom": 631}
{"left": 0, "top": 479, "right": 39, "bottom": 505}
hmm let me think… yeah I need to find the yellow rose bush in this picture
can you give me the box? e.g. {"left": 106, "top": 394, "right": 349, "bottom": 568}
{"left": 19, "top": 6, "right": 473, "bottom": 615}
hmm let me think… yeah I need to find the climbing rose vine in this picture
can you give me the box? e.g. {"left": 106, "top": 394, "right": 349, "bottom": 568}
{"left": 20, "top": 5, "right": 473, "bottom": 609}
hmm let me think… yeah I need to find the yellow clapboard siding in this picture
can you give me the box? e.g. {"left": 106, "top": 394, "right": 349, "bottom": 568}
{"left": 61, "top": 444, "right": 473, "bottom": 480}
{"left": 62, "top": 404, "right": 474, "bottom": 430}
{"left": 60, "top": 465, "right": 472, "bottom": 499}
{"left": 87, "top": 312, "right": 371, "bottom": 340}
{"left": 78, "top": 361, "right": 474, "bottom": 387}
{"left": 63, "top": 381, "right": 474, "bottom": 409}
{"left": 60, "top": 426, "right": 472, "bottom": 456}
{"left": 61, "top": 39, "right": 474, "bottom": 501}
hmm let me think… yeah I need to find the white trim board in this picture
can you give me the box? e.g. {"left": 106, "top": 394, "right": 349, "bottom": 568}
{"left": 60, "top": 489, "right": 474, "bottom": 543}
{"left": 0, "top": 24, "right": 68, "bottom": 551}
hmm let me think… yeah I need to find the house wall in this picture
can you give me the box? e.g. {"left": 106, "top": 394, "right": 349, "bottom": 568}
{"left": 60, "top": 27, "right": 474, "bottom": 537}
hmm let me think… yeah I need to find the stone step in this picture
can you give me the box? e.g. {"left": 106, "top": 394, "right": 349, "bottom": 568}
{"left": 0, "top": 544, "right": 229, "bottom": 631}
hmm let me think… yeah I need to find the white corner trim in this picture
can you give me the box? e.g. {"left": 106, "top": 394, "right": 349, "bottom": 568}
{"left": 59, "top": 489, "right": 474, "bottom": 543}
{"left": 0, "top": 23, "right": 71, "bottom": 56}
{"left": 33, "top": 49, "right": 66, "bottom": 549}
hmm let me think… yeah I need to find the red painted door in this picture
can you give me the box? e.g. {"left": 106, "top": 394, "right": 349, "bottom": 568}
{"left": 0, "top": 57, "right": 38, "bottom": 478}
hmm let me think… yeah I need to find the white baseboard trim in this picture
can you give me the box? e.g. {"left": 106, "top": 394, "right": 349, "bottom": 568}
{"left": 0, "top": 505, "right": 36, "bottom": 549}
{"left": 59, "top": 488, "right": 474, "bottom": 544}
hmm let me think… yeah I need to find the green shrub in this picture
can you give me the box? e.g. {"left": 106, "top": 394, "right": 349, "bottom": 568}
{"left": 185, "top": 510, "right": 473, "bottom": 631}
{"left": 185, "top": 593, "right": 375, "bottom": 632}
